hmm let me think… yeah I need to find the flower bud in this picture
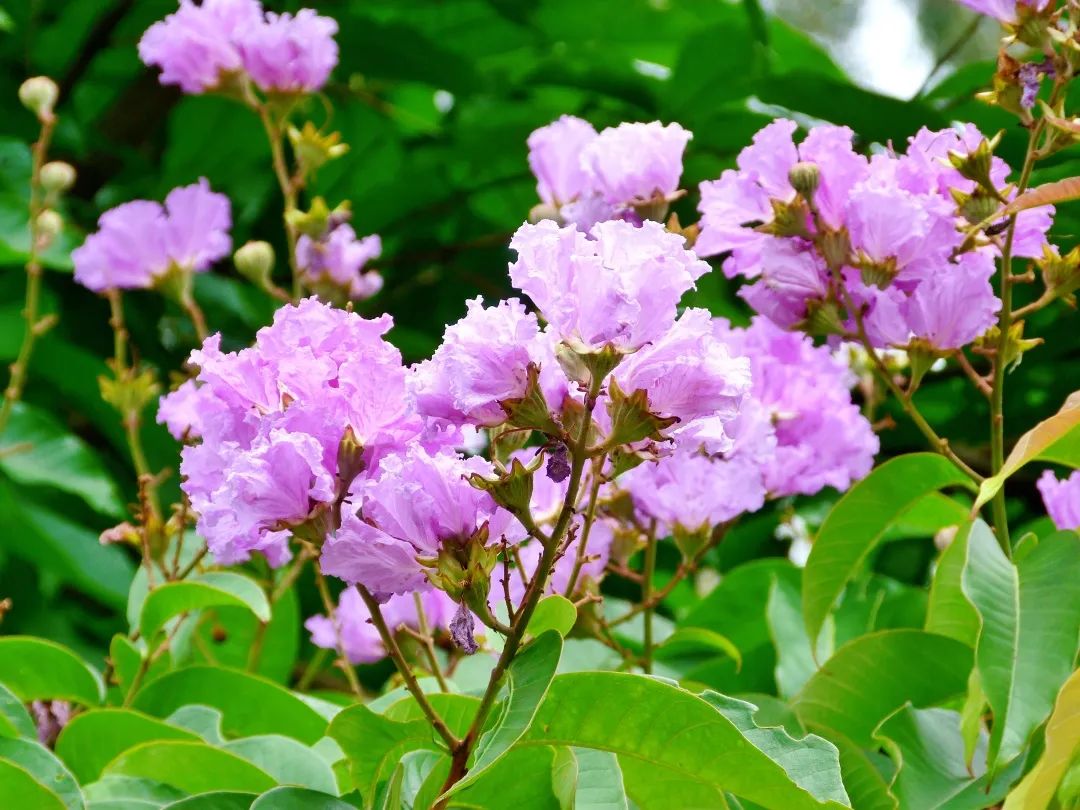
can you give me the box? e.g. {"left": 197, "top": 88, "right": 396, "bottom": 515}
{"left": 19, "top": 77, "right": 58, "bottom": 120}
{"left": 35, "top": 209, "right": 62, "bottom": 247}
{"left": 234, "top": 240, "right": 275, "bottom": 284}
{"left": 40, "top": 161, "right": 76, "bottom": 194}
{"left": 788, "top": 161, "right": 820, "bottom": 199}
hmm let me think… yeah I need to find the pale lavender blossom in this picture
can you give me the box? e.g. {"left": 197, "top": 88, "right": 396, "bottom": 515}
{"left": 296, "top": 224, "right": 383, "bottom": 300}
{"left": 737, "top": 239, "right": 830, "bottom": 329}
{"left": 508, "top": 219, "right": 708, "bottom": 353}
{"left": 235, "top": 9, "right": 339, "bottom": 93}
{"left": 610, "top": 308, "right": 752, "bottom": 454}
{"left": 306, "top": 587, "right": 458, "bottom": 664}
{"left": 138, "top": 0, "right": 263, "bottom": 94}
{"left": 621, "top": 450, "right": 766, "bottom": 535}
{"left": 409, "top": 297, "right": 541, "bottom": 426}
{"left": 528, "top": 115, "right": 598, "bottom": 206}
{"left": 580, "top": 121, "right": 691, "bottom": 205}
{"left": 1038, "top": 470, "right": 1080, "bottom": 531}
{"left": 73, "top": 180, "right": 231, "bottom": 293}
{"left": 320, "top": 445, "right": 520, "bottom": 598}
{"left": 903, "top": 252, "right": 1001, "bottom": 349}
{"left": 955, "top": 0, "right": 1052, "bottom": 24}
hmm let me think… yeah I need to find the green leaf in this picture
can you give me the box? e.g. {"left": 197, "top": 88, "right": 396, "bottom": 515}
{"left": 0, "top": 683, "right": 35, "bottom": 739}
{"left": 803, "top": 454, "right": 972, "bottom": 646}
{"left": 0, "top": 758, "right": 67, "bottom": 810}
{"left": 446, "top": 630, "right": 562, "bottom": 795}
{"left": 81, "top": 775, "right": 186, "bottom": 807}
{"left": 924, "top": 522, "right": 983, "bottom": 646}
{"left": 451, "top": 746, "right": 566, "bottom": 810}
{"left": 653, "top": 627, "right": 742, "bottom": 670}
{"left": 829, "top": 732, "right": 898, "bottom": 810}
{"left": 131, "top": 667, "right": 328, "bottom": 744}
{"left": 518, "top": 672, "right": 849, "bottom": 809}
{"left": 103, "top": 740, "right": 275, "bottom": 795}
{"left": 139, "top": 572, "right": 270, "bottom": 640}
{"left": 874, "top": 705, "right": 1026, "bottom": 809}
{"left": 961, "top": 526, "right": 1080, "bottom": 772}
{"left": 0, "top": 402, "right": 124, "bottom": 516}
{"left": 974, "top": 390, "right": 1080, "bottom": 509}
{"left": 163, "top": 793, "right": 254, "bottom": 809}
{"left": 0, "top": 637, "right": 103, "bottom": 705}
{"left": 55, "top": 709, "right": 199, "bottom": 784}
{"left": 1004, "top": 668, "right": 1080, "bottom": 809}
{"left": 222, "top": 736, "right": 338, "bottom": 795}
{"left": 766, "top": 575, "right": 827, "bottom": 699}
{"left": 793, "top": 630, "right": 973, "bottom": 748}
{"left": 384, "top": 750, "right": 444, "bottom": 810}
{"left": 0, "top": 737, "right": 84, "bottom": 810}
{"left": 527, "top": 595, "right": 578, "bottom": 638}
{"left": 571, "top": 748, "right": 629, "bottom": 809}
{"left": 251, "top": 786, "right": 354, "bottom": 809}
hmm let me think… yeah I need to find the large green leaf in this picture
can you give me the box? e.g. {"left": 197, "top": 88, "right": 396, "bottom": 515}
{"left": 1003, "top": 667, "right": 1080, "bottom": 810}
{"left": 222, "top": 735, "right": 338, "bottom": 795}
{"left": 131, "top": 667, "right": 327, "bottom": 744}
{"left": 874, "top": 705, "right": 1025, "bottom": 809}
{"left": 250, "top": 786, "right": 354, "bottom": 809}
{"left": 766, "top": 575, "right": 828, "bottom": 699}
{"left": 0, "top": 402, "right": 123, "bottom": 517}
{"left": 55, "top": 708, "right": 199, "bottom": 784}
{"left": 570, "top": 748, "right": 629, "bottom": 810}
{"left": 0, "top": 683, "right": 35, "bottom": 739}
{"left": 0, "top": 758, "right": 66, "bottom": 810}
{"left": 164, "top": 792, "right": 254, "bottom": 809}
{"left": 516, "top": 672, "right": 849, "bottom": 809}
{"left": 830, "top": 732, "right": 898, "bottom": 810}
{"left": 793, "top": 630, "right": 972, "bottom": 748}
{"left": 924, "top": 522, "right": 983, "bottom": 646}
{"left": 961, "top": 526, "right": 1080, "bottom": 772}
{"left": 0, "top": 637, "right": 103, "bottom": 706}
{"left": 138, "top": 572, "right": 270, "bottom": 639}
{"left": 974, "top": 390, "right": 1080, "bottom": 509}
{"left": 80, "top": 775, "right": 186, "bottom": 807}
{"left": 803, "top": 454, "right": 972, "bottom": 646}
{"left": 102, "top": 740, "right": 275, "bottom": 795}
{"left": 0, "top": 737, "right": 84, "bottom": 810}
{"left": 446, "top": 630, "right": 562, "bottom": 794}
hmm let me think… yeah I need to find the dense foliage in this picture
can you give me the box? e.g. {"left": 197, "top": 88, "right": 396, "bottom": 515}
{"left": 1, "top": 0, "right": 1079, "bottom": 808}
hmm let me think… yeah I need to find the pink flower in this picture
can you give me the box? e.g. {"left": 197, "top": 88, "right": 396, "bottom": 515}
{"left": 508, "top": 219, "right": 707, "bottom": 353}
{"left": 306, "top": 587, "right": 459, "bottom": 664}
{"left": 409, "top": 297, "right": 542, "bottom": 427}
{"left": 297, "top": 224, "right": 382, "bottom": 301}
{"left": 139, "top": 0, "right": 263, "bottom": 94}
{"left": 737, "top": 239, "right": 830, "bottom": 329}
{"left": 621, "top": 450, "right": 766, "bottom": 535}
{"left": 955, "top": 0, "right": 1052, "bottom": 24}
{"left": 1037, "top": 470, "right": 1080, "bottom": 531}
{"left": 72, "top": 201, "right": 170, "bottom": 292}
{"left": 528, "top": 115, "right": 598, "bottom": 206}
{"left": 235, "top": 9, "right": 338, "bottom": 93}
{"left": 320, "top": 445, "right": 520, "bottom": 598}
{"left": 72, "top": 180, "right": 231, "bottom": 293}
{"left": 611, "top": 308, "right": 752, "bottom": 454}
{"left": 903, "top": 252, "right": 1001, "bottom": 349}
{"left": 580, "top": 121, "right": 691, "bottom": 205}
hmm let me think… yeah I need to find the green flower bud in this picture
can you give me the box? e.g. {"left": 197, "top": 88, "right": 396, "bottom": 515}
{"left": 35, "top": 209, "right": 62, "bottom": 247}
{"left": 788, "top": 161, "right": 820, "bottom": 199}
{"left": 18, "top": 76, "right": 58, "bottom": 120}
{"left": 40, "top": 161, "right": 76, "bottom": 194}
{"left": 234, "top": 240, "right": 275, "bottom": 284}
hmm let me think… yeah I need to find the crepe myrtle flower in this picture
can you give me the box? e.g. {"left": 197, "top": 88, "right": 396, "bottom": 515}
{"left": 1038, "top": 469, "right": 1080, "bottom": 531}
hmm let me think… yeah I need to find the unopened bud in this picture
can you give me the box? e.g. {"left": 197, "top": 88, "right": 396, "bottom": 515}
{"left": 234, "top": 240, "right": 275, "bottom": 284}
{"left": 35, "top": 209, "right": 62, "bottom": 246}
{"left": 40, "top": 161, "right": 76, "bottom": 194}
{"left": 18, "top": 77, "right": 58, "bottom": 120}
{"left": 788, "top": 161, "right": 820, "bottom": 199}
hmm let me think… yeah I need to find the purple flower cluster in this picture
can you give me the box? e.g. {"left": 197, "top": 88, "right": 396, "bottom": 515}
{"left": 696, "top": 119, "right": 1053, "bottom": 352}
{"left": 955, "top": 0, "right": 1052, "bottom": 24}
{"left": 1038, "top": 470, "right": 1080, "bottom": 531}
{"left": 622, "top": 316, "right": 877, "bottom": 535}
{"left": 527, "top": 117, "right": 691, "bottom": 227}
{"left": 296, "top": 224, "right": 383, "bottom": 301}
{"left": 139, "top": 0, "right": 338, "bottom": 95}
{"left": 413, "top": 218, "right": 751, "bottom": 456}
{"left": 73, "top": 179, "right": 231, "bottom": 293}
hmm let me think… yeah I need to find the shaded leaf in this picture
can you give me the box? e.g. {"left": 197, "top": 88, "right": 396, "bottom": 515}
{"left": 1004, "top": 668, "right": 1080, "bottom": 809}
{"left": 138, "top": 572, "right": 270, "bottom": 640}
{"left": 0, "top": 637, "right": 103, "bottom": 706}
{"left": 102, "top": 740, "right": 275, "bottom": 795}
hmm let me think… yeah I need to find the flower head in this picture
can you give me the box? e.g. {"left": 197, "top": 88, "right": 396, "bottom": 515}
{"left": 296, "top": 224, "right": 382, "bottom": 301}
{"left": 1038, "top": 470, "right": 1080, "bottom": 531}
{"left": 580, "top": 121, "right": 691, "bottom": 205}
{"left": 235, "top": 9, "right": 339, "bottom": 93}
{"left": 527, "top": 115, "right": 598, "bottom": 206}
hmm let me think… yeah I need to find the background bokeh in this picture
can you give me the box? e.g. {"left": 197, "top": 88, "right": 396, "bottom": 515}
{"left": 0, "top": 0, "right": 1075, "bottom": 667}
